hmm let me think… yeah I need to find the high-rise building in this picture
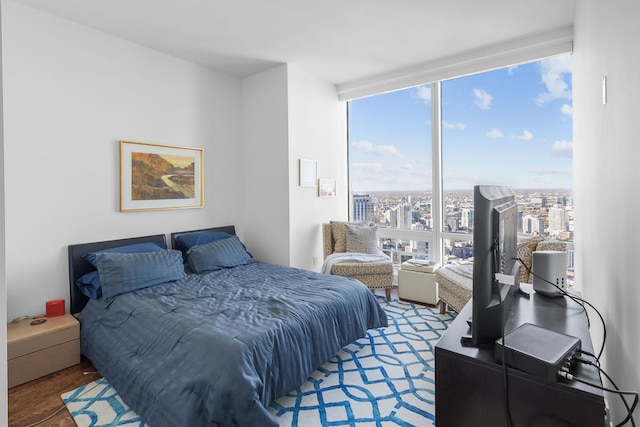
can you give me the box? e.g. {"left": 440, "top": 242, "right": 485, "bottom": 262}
{"left": 548, "top": 207, "right": 569, "bottom": 236}
{"left": 446, "top": 216, "right": 459, "bottom": 232}
{"left": 389, "top": 208, "right": 398, "bottom": 228}
{"left": 461, "top": 208, "right": 474, "bottom": 229}
{"left": 353, "top": 194, "right": 374, "bottom": 222}
{"left": 523, "top": 215, "right": 544, "bottom": 235}
{"left": 517, "top": 211, "right": 524, "bottom": 232}
{"left": 398, "top": 204, "right": 412, "bottom": 230}
{"left": 566, "top": 249, "right": 575, "bottom": 270}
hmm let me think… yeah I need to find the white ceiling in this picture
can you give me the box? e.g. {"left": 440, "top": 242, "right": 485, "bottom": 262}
{"left": 11, "top": 0, "right": 576, "bottom": 86}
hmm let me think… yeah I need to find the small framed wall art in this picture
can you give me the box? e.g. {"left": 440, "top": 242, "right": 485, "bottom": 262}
{"left": 299, "top": 159, "right": 318, "bottom": 187}
{"left": 120, "top": 140, "right": 204, "bottom": 212}
{"left": 318, "top": 178, "right": 337, "bottom": 197}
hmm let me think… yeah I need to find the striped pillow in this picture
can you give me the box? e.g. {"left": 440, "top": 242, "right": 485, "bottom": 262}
{"left": 173, "top": 231, "right": 231, "bottom": 253}
{"left": 186, "top": 235, "right": 253, "bottom": 273}
{"left": 82, "top": 242, "right": 166, "bottom": 267}
{"left": 96, "top": 249, "right": 186, "bottom": 299}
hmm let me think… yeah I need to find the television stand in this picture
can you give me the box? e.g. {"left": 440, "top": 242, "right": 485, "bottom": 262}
{"left": 435, "top": 284, "right": 605, "bottom": 426}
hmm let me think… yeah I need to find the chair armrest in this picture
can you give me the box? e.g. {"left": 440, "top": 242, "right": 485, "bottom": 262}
{"left": 323, "top": 223, "right": 334, "bottom": 258}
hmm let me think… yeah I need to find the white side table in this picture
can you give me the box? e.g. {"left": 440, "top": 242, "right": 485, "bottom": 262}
{"left": 398, "top": 260, "right": 440, "bottom": 305}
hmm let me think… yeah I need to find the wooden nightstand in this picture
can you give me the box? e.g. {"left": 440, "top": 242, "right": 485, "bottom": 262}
{"left": 7, "top": 313, "right": 80, "bottom": 388}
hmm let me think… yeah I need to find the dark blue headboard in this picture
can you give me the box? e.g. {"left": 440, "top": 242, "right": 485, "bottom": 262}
{"left": 68, "top": 226, "right": 238, "bottom": 314}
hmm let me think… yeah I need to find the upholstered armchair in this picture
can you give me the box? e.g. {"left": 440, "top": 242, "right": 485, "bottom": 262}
{"left": 436, "top": 264, "right": 473, "bottom": 313}
{"left": 516, "top": 238, "right": 568, "bottom": 284}
{"left": 322, "top": 222, "right": 393, "bottom": 301}
{"left": 436, "top": 238, "right": 568, "bottom": 314}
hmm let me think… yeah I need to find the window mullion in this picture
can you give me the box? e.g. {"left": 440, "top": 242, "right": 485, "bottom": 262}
{"left": 432, "top": 82, "right": 443, "bottom": 265}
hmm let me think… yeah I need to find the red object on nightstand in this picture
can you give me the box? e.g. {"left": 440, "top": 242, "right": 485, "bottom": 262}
{"left": 46, "top": 299, "right": 65, "bottom": 317}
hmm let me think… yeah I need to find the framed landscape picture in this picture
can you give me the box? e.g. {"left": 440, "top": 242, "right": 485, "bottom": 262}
{"left": 120, "top": 140, "right": 204, "bottom": 212}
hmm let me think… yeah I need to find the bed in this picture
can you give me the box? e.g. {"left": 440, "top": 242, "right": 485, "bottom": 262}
{"left": 68, "top": 226, "right": 388, "bottom": 427}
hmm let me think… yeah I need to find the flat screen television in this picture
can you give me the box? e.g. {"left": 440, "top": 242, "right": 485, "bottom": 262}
{"left": 468, "top": 185, "right": 521, "bottom": 346}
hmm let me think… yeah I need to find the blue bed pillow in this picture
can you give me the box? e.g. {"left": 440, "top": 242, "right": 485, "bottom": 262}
{"left": 96, "top": 249, "right": 186, "bottom": 299}
{"left": 186, "top": 235, "right": 253, "bottom": 273}
{"left": 174, "top": 231, "right": 232, "bottom": 253}
{"left": 82, "top": 242, "right": 167, "bottom": 268}
{"left": 76, "top": 270, "right": 102, "bottom": 299}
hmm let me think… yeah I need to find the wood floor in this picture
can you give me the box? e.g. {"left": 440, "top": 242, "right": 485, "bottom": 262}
{"left": 8, "top": 357, "right": 100, "bottom": 427}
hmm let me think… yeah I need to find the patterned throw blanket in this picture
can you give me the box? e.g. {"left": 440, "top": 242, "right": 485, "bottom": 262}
{"left": 321, "top": 252, "right": 391, "bottom": 274}
{"left": 447, "top": 263, "right": 474, "bottom": 279}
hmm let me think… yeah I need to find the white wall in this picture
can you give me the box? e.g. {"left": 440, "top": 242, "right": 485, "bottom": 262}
{"left": 287, "top": 64, "right": 348, "bottom": 271}
{"left": 574, "top": 0, "right": 640, "bottom": 421}
{"left": 242, "top": 64, "right": 348, "bottom": 270}
{"left": 0, "top": 2, "right": 347, "bottom": 423}
{"left": 0, "top": 1, "right": 8, "bottom": 423}
{"left": 241, "top": 64, "right": 291, "bottom": 266}
{"left": 2, "top": 1, "right": 244, "bottom": 320}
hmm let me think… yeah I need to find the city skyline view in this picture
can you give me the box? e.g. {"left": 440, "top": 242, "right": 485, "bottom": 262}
{"left": 352, "top": 188, "right": 574, "bottom": 280}
{"left": 348, "top": 56, "right": 574, "bottom": 275}
{"left": 348, "top": 54, "right": 573, "bottom": 192}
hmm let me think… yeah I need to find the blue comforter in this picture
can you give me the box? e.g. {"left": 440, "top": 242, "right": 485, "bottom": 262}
{"left": 78, "top": 261, "right": 388, "bottom": 427}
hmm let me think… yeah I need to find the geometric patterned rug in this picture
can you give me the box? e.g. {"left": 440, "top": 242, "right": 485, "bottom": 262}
{"left": 269, "top": 298, "right": 455, "bottom": 426}
{"left": 61, "top": 377, "right": 146, "bottom": 426}
{"left": 62, "top": 297, "right": 454, "bottom": 427}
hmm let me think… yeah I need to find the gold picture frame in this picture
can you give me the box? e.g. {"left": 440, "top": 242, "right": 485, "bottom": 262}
{"left": 318, "top": 178, "right": 337, "bottom": 197}
{"left": 120, "top": 140, "right": 204, "bottom": 212}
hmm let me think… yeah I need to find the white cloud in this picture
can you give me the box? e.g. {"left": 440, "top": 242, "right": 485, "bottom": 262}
{"left": 486, "top": 128, "right": 503, "bottom": 139}
{"left": 351, "top": 140, "right": 404, "bottom": 158}
{"left": 398, "top": 163, "right": 414, "bottom": 173}
{"left": 352, "top": 162, "right": 384, "bottom": 173}
{"left": 561, "top": 103, "right": 573, "bottom": 117}
{"left": 535, "top": 55, "right": 572, "bottom": 105}
{"left": 473, "top": 88, "right": 492, "bottom": 110}
{"left": 415, "top": 86, "right": 431, "bottom": 105}
{"left": 390, "top": 163, "right": 432, "bottom": 178}
{"left": 443, "top": 120, "right": 467, "bottom": 130}
{"left": 552, "top": 140, "right": 573, "bottom": 158}
{"left": 527, "top": 166, "right": 572, "bottom": 176}
{"left": 517, "top": 130, "right": 533, "bottom": 140}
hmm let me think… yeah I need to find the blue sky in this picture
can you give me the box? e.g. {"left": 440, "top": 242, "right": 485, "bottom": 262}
{"left": 348, "top": 54, "right": 573, "bottom": 192}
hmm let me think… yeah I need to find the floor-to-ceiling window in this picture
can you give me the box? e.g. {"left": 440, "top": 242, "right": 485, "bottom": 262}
{"left": 348, "top": 53, "right": 574, "bottom": 281}
{"left": 347, "top": 85, "right": 433, "bottom": 266}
